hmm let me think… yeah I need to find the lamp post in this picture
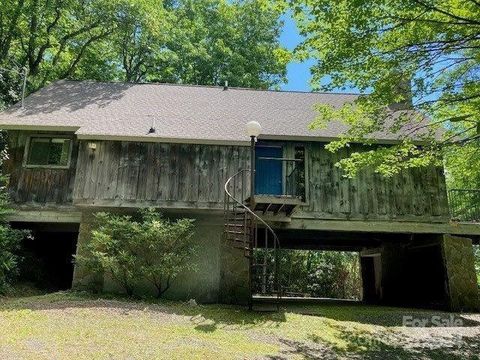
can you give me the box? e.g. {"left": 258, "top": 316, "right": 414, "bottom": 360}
{"left": 245, "top": 121, "right": 262, "bottom": 199}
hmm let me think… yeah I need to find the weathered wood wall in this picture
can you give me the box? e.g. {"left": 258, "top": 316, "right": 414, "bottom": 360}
{"left": 6, "top": 131, "right": 78, "bottom": 205}
{"left": 290, "top": 142, "right": 449, "bottom": 222}
{"left": 5, "top": 131, "right": 449, "bottom": 223}
{"left": 73, "top": 141, "right": 250, "bottom": 208}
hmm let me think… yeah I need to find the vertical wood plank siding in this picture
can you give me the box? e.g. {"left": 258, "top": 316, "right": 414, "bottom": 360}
{"left": 73, "top": 141, "right": 250, "bottom": 208}
{"left": 6, "top": 131, "right": 78, "bottom": 205}
{"left": 295, "top": 142, "right": 449, "bottom": 222}
{"left": 6, "top": 132, "right": 449, "bottom": 222}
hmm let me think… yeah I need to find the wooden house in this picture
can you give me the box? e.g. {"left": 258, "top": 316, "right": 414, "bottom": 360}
{"left": 1, "top": 80, "right": 479, "bottom": 311}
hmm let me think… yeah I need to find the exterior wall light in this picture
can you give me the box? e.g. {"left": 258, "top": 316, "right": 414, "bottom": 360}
{"left": 246, "top": 121, "right": 262, "bottom": 138}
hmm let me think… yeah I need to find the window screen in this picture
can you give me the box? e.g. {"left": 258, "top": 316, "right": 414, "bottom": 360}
{"left": 26, "top": 137, "right": 72, "bottom": 167}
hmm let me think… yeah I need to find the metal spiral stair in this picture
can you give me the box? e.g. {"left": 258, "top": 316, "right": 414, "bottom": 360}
{"left": 224, "top": 169, "right": 282, "bottom": 310}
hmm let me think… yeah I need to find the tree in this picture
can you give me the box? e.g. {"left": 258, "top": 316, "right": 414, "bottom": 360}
{"left": 287, "top": 0, "right": 480, "bottom": 179}
{"left": 0, "top": 0, "right": 290, "bottom": 107}
{"left": 149, "top": 0, "right": 290, "bottom": 88}
{"left": 77, "top": 209, "right": 196, "bottom": 297}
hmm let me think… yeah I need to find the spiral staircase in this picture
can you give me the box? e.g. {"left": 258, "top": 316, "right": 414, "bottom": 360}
{"left": 223, "top": 169, "right": 283, "bottom": 310}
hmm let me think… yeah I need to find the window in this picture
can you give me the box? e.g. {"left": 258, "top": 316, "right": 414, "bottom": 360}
{"left": 25, "top": 137, "right": 72, "bottom": 167}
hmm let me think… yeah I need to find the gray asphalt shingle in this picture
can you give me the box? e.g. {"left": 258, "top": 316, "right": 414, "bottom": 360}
{"left": 0, "top": 80, "right": 426, "bottom": 144}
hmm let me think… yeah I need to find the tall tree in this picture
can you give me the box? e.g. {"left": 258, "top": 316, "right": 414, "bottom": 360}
{"left": 110, "top": 0, "right": 290, "bottom": 87}
{"left": 287, "top": 0, "right": 480, "bottom": 179}
{"left": 0, "top": 0, "right": 290, "bottom": 109}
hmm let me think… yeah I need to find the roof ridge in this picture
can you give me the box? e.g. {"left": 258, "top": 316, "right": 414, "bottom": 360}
{"left": 58, "top": 79, "right": 361, "bottom": 96}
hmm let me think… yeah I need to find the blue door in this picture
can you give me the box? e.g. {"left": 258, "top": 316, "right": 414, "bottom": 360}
{"left": 255, "top": 146, "right": 282, "bottom": 195}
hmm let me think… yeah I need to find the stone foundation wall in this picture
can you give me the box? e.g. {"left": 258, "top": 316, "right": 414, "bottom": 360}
{"left": 441, "top": 234, "right": 480, "bottom": 312}
{"left": 219, "top": 240, "right": 250, "bottom": 305}
{"left": 71, "top": 209, "right": 103, "bottom": 292}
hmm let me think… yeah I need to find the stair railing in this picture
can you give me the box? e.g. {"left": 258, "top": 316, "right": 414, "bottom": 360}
{"left": 224, "top": 169, "right": 282, "bottom": 309}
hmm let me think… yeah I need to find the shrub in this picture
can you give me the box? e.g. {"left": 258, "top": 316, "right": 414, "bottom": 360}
{"left": 0, "top": 175, "right": 26, "bottom": 294}
{"left": 77, "top": 209, "right": 196, "bottom": 297}
{"left": 136, "top": 209, "right": 196, "bottom": 297}
{"left": 0, "top": 224, "right": 25, "bottom": 294}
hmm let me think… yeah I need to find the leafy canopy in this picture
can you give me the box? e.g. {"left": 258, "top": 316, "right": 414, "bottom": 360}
{"left": 0, "top": 133, "right": 28, "bottom": 293}
{"left": 287, "top": 0, "right": 480, "bottom": 179}
{"left": 0, "top": 0, "right": 290, "bottom": 109}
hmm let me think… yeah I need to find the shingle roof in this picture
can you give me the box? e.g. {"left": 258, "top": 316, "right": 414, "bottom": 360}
{"left": 0, "top": 80, "right": 424, "bottom": 145}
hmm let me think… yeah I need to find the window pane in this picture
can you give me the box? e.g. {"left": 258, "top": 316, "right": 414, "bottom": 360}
{"left": 27, "top": 138, "right": 50, "bottom": 165}
{"left": 27, "top": 137, "right": 71, "bottom": 166}
{"left": 60, "top": 139, "right": 71, "bottom": 165}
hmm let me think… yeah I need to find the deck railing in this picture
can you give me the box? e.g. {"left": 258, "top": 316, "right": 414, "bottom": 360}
{"left": 448, "top": 189, "right": 480, "bottom": 223}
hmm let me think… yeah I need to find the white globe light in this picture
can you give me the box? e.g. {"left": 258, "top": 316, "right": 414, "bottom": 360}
{"left": 246, "top": 121, "right": 262, "bottom": 138}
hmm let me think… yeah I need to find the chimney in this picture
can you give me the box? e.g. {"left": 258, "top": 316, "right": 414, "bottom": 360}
{"left": 389, "top": 76, "right": 413, "bottom": 111}
{"left": 223, "top": 80, "right": 228, "bottom": 91}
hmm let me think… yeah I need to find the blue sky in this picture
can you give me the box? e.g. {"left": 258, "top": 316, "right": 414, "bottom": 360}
{"left": 279, "top": 13, "right": 315, "bottom": 92}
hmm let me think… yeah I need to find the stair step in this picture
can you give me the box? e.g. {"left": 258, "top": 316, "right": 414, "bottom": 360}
{"left": 226, "top": 234, "right": 250, "bottom": 240}
{"left": 232, "top": 245, "right": 251, "bottom": 251}
{"left": 226, "top": 231, "right": 249, "bottom": 236}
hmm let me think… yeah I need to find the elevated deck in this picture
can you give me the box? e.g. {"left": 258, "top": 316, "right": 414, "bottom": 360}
{"left": 246, "top": 195, "right": 303, "bottom": 216}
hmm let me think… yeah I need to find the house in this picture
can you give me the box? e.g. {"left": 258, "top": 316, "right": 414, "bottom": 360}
{"left": 0, "top": 80, "right": 479, "bottom": 311}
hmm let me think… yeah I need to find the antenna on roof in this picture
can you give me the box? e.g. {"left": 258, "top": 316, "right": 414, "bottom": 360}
{"left": 148, "top": 115, "right": 156, "bottom": 134}
{"left": 223, "top": 80, "right": 228, "bottom": 91}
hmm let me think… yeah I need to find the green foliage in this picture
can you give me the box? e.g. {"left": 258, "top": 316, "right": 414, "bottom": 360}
{"left": 0, "top": 0, "right": 290, "bottom": 107}
{"left": 0, "top": 222, "right": 25, "bottom": 294}
{"left": 279, "top": 250, "right": 360, "bottom": 299}
{"left": 288, "top": 0, "right": 480, "bottom": 179}
{"left": 0, "top": 146, "right": 27, "bottom": 293}
{"left": 77, "top": 209, "right": 196, "bottom": 297}
{"left": 474, "top": 245, "right": 480, "bottom": 285}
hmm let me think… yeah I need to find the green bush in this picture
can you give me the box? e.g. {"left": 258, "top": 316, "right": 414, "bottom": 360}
{"left": 0, "top": 224, "right": 25, "bottom": 294}
{"left": 77, "top": 209, "right": 196, "bottom": 297}
{"left": 279, "top": 250, "right": 361, "bottom": 300}
{"left": 0, "top": 173, "right": 27, "bottom": 294}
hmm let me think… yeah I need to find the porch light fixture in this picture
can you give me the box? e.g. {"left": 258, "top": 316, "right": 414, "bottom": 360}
{"left": 246, "top": 121, "right": 262, "bottom": 138}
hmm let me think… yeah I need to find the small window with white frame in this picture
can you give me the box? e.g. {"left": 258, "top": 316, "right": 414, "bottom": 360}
{"left": 24, "top": 136, "right": 72, "bottom": 168}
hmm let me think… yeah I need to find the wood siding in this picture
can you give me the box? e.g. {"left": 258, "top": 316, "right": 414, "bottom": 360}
{"left": 6, "top": 131, "right": 78, "bottom": 205}
{"left": 5, "top": 132, "right": 449, "bottom": 223}
{"left": 292, "top": 142, "right": 449, "bottom": 222}
{"left": 73, "top": 140, "right": 250, "bottom": 208}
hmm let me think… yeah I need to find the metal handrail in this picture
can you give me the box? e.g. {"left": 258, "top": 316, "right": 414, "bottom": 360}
{"left": 448, "top": 188, "right": 480, "bottom": 222}
{"left": 224, "top": 169, "right": 280, "bottom": 247}
{"left": 224, "top": 169, "right": 282, "bottom": 305}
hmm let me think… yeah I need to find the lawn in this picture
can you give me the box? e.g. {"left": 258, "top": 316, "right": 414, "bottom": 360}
{"left": 0, "top": 292, "right": 480, "bottom": 359}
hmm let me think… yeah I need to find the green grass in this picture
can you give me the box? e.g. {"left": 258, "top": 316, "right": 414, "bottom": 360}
{"left": 0, "top": 291, "right": 479, "bottom": 359}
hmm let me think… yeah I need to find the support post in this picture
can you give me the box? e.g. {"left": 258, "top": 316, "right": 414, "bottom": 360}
{"left": 248, "top": 135, "right": 255, "bottom": 311}
{"left": 250, "top": 135, "right": 255, "bottom": 198}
